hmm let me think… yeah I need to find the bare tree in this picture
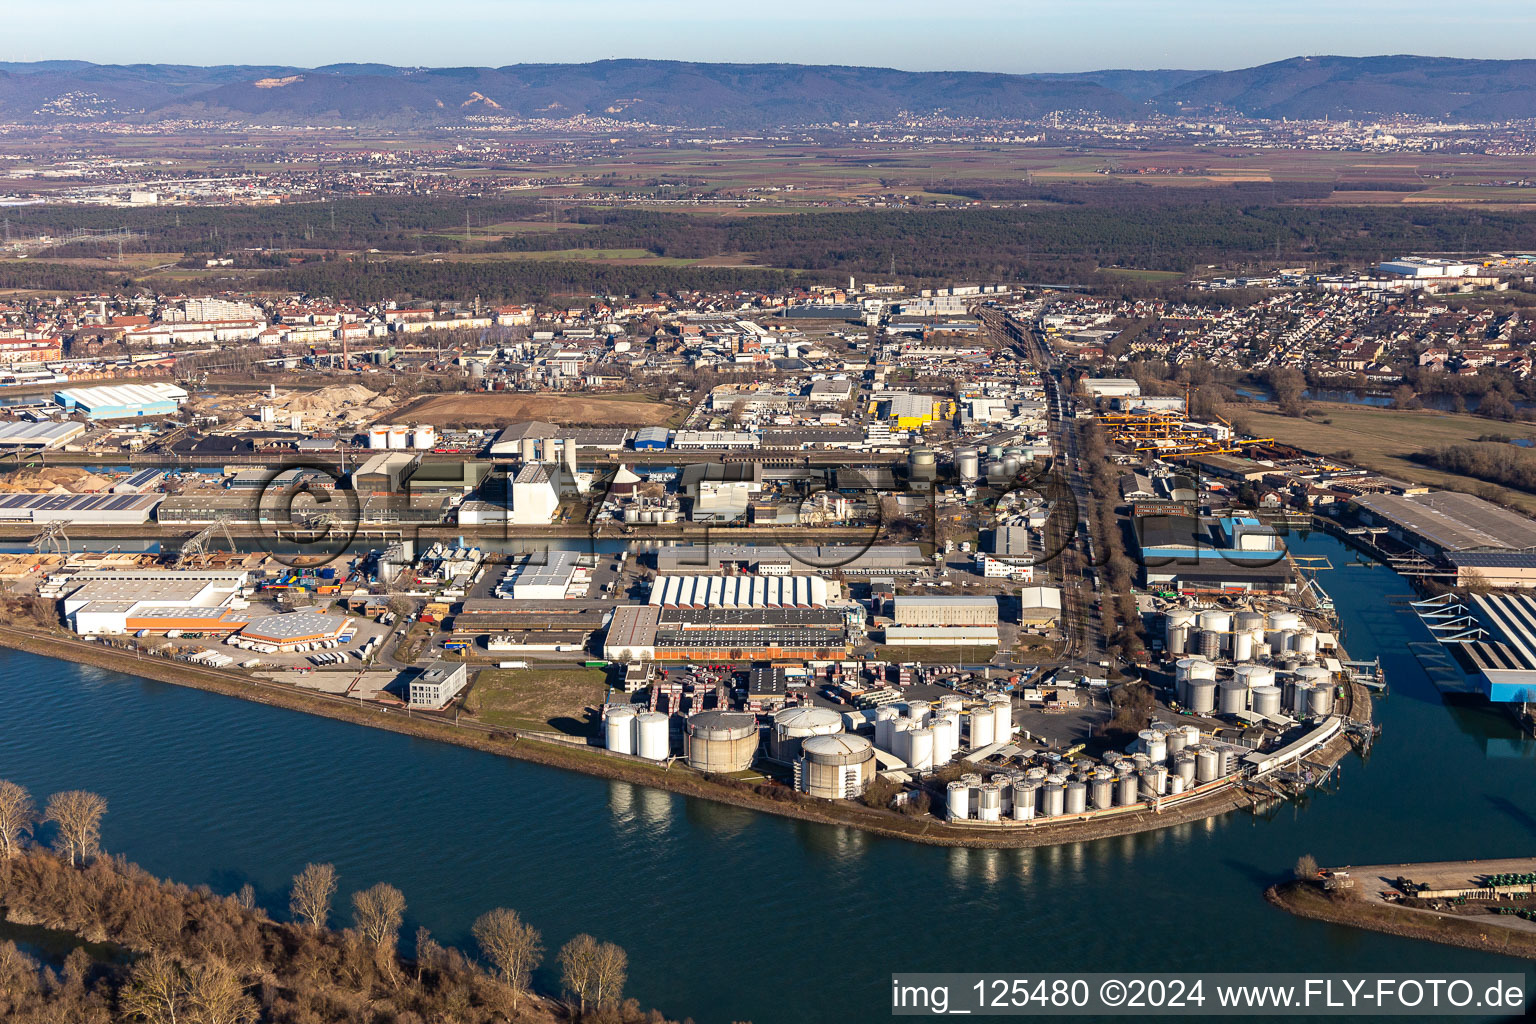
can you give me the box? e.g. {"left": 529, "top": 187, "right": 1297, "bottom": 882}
{"left": 558, "top": 933, "right": 599, "bottom": 1012}
{"left": 183, "top": 958, "right": 258, "bottom": 1024}
{"left": 473, "top": 907, "right": 542, "bottom": 1011}
{"left": 0, "top": 780, "right": 34, "bottom": 860}
{"left": 43, "top": 790, "right": 107, "bottom": 867}
{"left": 1294, "top": 853, "right": 1320, "bottom": 881}
{"left": 289, "top": 863, "right": 337, "bottom": 931}
{"left": 352, "top": 882, "right": 406, "bottom": 956}
{"left": 119, "top": 950, "right": 188, "bottom": 1024}
{"left": 591, "top": 940, "right": 628, "bottom": 1010}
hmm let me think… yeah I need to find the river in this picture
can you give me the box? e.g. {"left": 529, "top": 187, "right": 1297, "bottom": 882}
{"left": 1, "top": 531, "right": 1532, "bottom": 1022}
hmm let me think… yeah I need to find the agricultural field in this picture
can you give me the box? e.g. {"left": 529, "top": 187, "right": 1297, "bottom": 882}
{"left": 1233, "top": 404, "right": 1536, "bottom": 511}
{"left": 464, "top": 665, "right": 610, "bottom": 736}
{"left": 399, "top": 391, "right": 680, "bottom": 428}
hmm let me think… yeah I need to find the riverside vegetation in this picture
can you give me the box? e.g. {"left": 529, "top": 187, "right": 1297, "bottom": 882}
{"left": 0, "top": 779, "right": 690, "bottom": 1024}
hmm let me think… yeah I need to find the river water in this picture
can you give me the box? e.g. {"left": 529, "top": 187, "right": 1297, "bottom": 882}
{"left": 1, "top": 531, "right": 1532, "bottom": 1022}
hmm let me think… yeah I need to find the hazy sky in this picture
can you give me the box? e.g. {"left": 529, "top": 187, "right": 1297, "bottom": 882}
{"left": 6, "top": 0, "right": 1533, "bottom": 71}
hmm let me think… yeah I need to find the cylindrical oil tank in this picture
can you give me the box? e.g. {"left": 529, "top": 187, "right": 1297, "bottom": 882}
{"left": 986, "top": 443, "right": 1006, "bottom": 460}
{"left": 1169, "top": 775, "right": 1186, "bottom": 796}
{"left": 1131, "top": 752, "right": 1152, "bottom": 773}
{"left": 1236, "top": 664, "right": 1276, "bottom": 691}
{"left": 968, "top": 708, "right": 995, "bottom": 749}
{"left": 1308, "top": 685, "right": 1335, "bottom": 716}
{"left": 1175, "top": 754, "right": 1197, "bottom": 786}
{"left": 624, "top": 507, "right": 641, "bottom": 524}
{"left": 983, "top": 459, "right": 1008, "bottom": 482}
{"left": 976, "top": 786, "right": 1001, "bottom": 822}
{"left": 1195, "top": 747, "right": 1220, "bottom": 783}
{"left": 1197, "top": 630, "right": 1220, "bottom": 660}
{"left": 897, "top": 727, "right": 936, "bottom": 772}
{"left": 1117, "top": 774, "right": 1139, "bottom": 806}
{"left": 1140, "top": 767, "right": 1167, "bottom": 798}
{"left": 1065, "top": 781, "right": 1088, "bottom": 814}
{"left": 1268, "top": 610, "right": 1301, "bottom": 633}
{"left": 798, "top": 734, "right": 875, "bottom": 799}
{"left": 1000, "top": 455, "right": 1021, "bottom": 479}
{"left": 412, "top": 425, "right": 437, "bottom": 450}
{"left": 771, "top": 706, "right": 843, "bottom": 761}
{"left": 874, "top": 706, "right": 901, "bottom": 751}
{"left": 1252, "top": 685, "right": 1283, "bottom": 718}
{"left": 1091, "top": 778, "right": 1115, "bottom": 810}
{"left": 1197, "top": 610, "right": 1232, "bottom": 651}
{"left": 1235, "top": 610, "right": 1266, "bottom": 638}
{"left": 1165, "top": 609, "right": 1196, "bottom": 656}
{"left": 1290, "top": 681, "right": 1314, "bottom": 714}
{"left": 956, "top": 449, "right": 980, "bottom": 483}
{"left": 1232, "top": 629, "right": 1253, "bottom": 663}
{"left": 1179, "top": 724, "right": 1201, "bottom": 749}
{"left": 1293, "top": 630, "right": 1318, "bottom": 658}
{"left": 1187, "top": 680, "right": 1217, "bottom": 715}
{"left": 1218, "top": 679, "right": 1248, "bottom": 716}
{"left": 1166, "top": 728, "right": 1189, "bottom": 756}
{"left": 685, "top": 711, "right": 758, "bottom": 773}
{"left": 388, "top": 425, "right": 408, "bottom": 449}
{"left": 635, "top": 712, "right": 670, "bottom": 761}
{"left": 906, "top": 702, "right": 930, "bottom": 727}
{"left": 605, "top": 705, "right": 637, "bottom": 755}
{"left": 908, "top": 447, "right": 938, "bottom": 483}
{"left": 367, "top": 426, "right": 389, "bottom": 450}
{"left": 1175, "top": 657, "right": 1216, "bottom": 686}
{"left": 986, "top": 693, "right": 1011, "bottom": 744}
{"left": 1042, "top": 783, "right": 1066, "bottom": 818}
{"left": 939, "top": 694, "right": 965, "bottom": 714}
{"left": 947, "top": 781, "right": 971, "bottom": 821}
{"left": 931, "top": 717, "right": 957, "bottom": 767}
{"left": 1025, "top": 766, "right": 1048, "bottom": 783}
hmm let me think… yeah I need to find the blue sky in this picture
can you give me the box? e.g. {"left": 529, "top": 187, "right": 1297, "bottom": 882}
{"left": 7, "top": 0, "right": 1533, "bottom": 71}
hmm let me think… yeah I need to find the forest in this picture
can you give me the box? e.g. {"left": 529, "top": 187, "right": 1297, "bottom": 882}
{"left": 1413, "top": 442, "right": 1536, "bottom": 496}
{"left": 0, "top": 779, "right": 683, "bottom": 1024}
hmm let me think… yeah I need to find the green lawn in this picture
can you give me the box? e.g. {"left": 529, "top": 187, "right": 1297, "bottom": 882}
{"left": 465, "top": 666, "right": 611, "bottom": 736}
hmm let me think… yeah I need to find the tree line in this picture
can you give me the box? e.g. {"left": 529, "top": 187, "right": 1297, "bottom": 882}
{"left": 1413, "top": 442, "right": 1536, "bottom": 496}
{"left": 0, "top": 779, "right": 682, "bottom": 1024}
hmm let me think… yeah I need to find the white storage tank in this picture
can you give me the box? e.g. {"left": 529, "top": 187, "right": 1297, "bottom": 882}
{"left": 1308, "top": 683, "right": 1335, "bottom": 717}
{"left": 874, "top": 706, "right": 902, "bottom": 752}
{"left": 977, "top": 783, "right": 1002, "bottom": 822}
{"left": 947, "top": 781, "right": 971, "bottom": 821}
{"left": 1186, "top": 680, "right": 1217, "bottom": 715}
{"left": 1252, "top": 685, "right": 1283, "bottom": 718}
{"left": 387, "top": 425, "right": 408, "bottom": 449}
{"left": 1117, "top": 775, "right": 1138, "bottom": 806}
{"left": 1012, "top": 781, "right": 1038, "bottom": 821}
{"left": 1195, "top": 747, "right": 1220, "bottom": 783}
{"left": 1236, "top": 664, "right": 1276, "bottom": 691}
{"left": 605, "top": 705, "right": 638, "bottom": 755}
{"left": 413, "top": 425, "right": 437, "bottom": 450}
{"left": 1218, "top": 679, "right": 1249, "bottom": 716}
{"left": 1174, "top": 753, "right": 1197, "bottom": 786}
{"left": 771, "top": 706, "right": 843, "bottom": 761}
{"left": 986, "top": 693, "right": 1011, "bottom": 744}
{"left": 368, "top": 426, "right": 390, "bottom": 450}
{"left": 1165, "top": 609, "right": 1197, "bottom": 656}
{"left": 896, "top": 726, "right": 936, "bottom": 772}
{"left": 1293, "top": 630, "right": 1318, "bottom": 658}
{"left": 797, "top": 734, "right": 875, "bottom": 800}
{"left": 967, "top": 708, "right": 996, "bottom": 749}
{"left": 1064, "top": 781, "right": 1087, "bottom": 814}
{"left": 1041, "top": 783, "right": 1065, "bottom": 817}
{"left": 931, "top": 716, "right": 957, "bottom": 767}
{"left": 635, "top": 712, "right": 670, "bottom": 761}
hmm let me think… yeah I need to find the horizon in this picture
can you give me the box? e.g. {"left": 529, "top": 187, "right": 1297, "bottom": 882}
{"left": 4, "top": 0, "right": 1533, "bottom": 73}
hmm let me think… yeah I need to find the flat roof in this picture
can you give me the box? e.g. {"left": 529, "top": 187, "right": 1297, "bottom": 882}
{"left": 606, "top": 604, "right": 661, "bottom": 647}
{"left": 1355, "top": 491, "right": 1536, "bottom": 553}
{"left": 0, "top": 420, "right": 84, "bottom": 445}
{"left": 514, "top": 549, "right": 580, "bottom": 587}
{"left": 241, "top": 610, "right": 348, "bottom": 642}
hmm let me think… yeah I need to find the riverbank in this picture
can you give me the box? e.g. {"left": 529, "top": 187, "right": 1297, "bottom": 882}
{"left": 0, "top": 623, "right": 1355, "bottom": 851}
{"left": 1266, "top": 881, "right": 1536, "bottom": 962}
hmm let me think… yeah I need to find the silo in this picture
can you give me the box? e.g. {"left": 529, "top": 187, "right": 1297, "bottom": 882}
{"left": 908, "top": 447, "right": 937, "bottom": 483}
{"left": 1187, "top": 680, "right": 1217, "bottom": 715}
{"left": 605, "top": 706, "right": 638, "bottom": 755}
{"left": 1117, "top": 775, "right": 1139, "bottom": 806}
{"left": 1308, "top": 685, "right": 1335, "bottom": 717}
{"left": 685, "top": 711, "right": 758, "bottom": 773}
{"left": 947, "top": 781, "right": 971, "bottom": 821}
{"left": 1012, "top": 782, "right": 1038, "bottom": 820}
{"left": 1195, "top": 747, "right": 1220, "bottom": 783}
{"left": 1218, "top": 679, "right": 1248, "bottom": 716}
{"left": 968, "top": 708, "right": 996, "bottom": 749}
{"left": 368, "top": 426, "right": 390, "bottom": 450}
{"left": 931, "top": 716, "right": 957, "bottom": 767}
{"left": 1091, "top": 778, "right": 1115, "bottom": 810}
{"left": 289, "top": 412, "right": 303, "bottom": 432}
{"left": 520, "top": 436, "right": 538, "bottom": 462}
{"left": 1042, "top": 783, "right": 1066, "bottom": 818}
{"left": 413, "top": 425, "right": 437, "bottom": 450}
{"left": 1252, "top": 686, "right": 1283, "bottom": 718}
{"left": 797, "top": 734, "right": 875, "bottom": 799}
{"left": 1165, "top": 609, "right": 1196, "bottom": 656}
{"left": 771, "top": 706, "right": 843, "bottom": 761}
{"left": 956, "top": 449, "right": 980, "bottom": 483}
{"left": 563, "top": 437, "right": 578, "bottom": 477}
{"left": 986, "top": 693, "right": 1011, "bottom": 744}
{"left": 1065, "top": 781, "right": 1088, "bottom": 814}
{"left": 874, "top": 706, "right": 901, "bottom": 751}
{"left": 388, "top": 425, "right": 408, "bottom": 449}
{"left": 977, "top": 783, "right": 1003, "bottom": 822}
{"left": 635, "top": 712, "right": 670, "bottom": 761}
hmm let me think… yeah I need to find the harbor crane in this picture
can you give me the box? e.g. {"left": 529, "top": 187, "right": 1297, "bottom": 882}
{"left": 29, "top": 521, "right": 69, "bottom": 558}
{"left": 175, "top": 515, "right": 236, "bottom": 568}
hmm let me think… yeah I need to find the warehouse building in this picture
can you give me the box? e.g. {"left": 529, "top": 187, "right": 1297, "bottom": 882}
{"left": 61, "top": 570, "right": 249, "bottom": 635}
{"left": 1449, "top": 552, "right": 1536, "bottom": 589}
{"left": 633, "top": 426, "right": 670, "bottom": 450}
{"left": 885, "top": 595, "right": 1000, "bottom": 646}
{"left": 0, "top": 492, "right": 161, "bottom": 524}
{"left": 607, "top": 606, "right": 846, "bottom": 661}
{"left": 0, "top": 420, "right": 86, "bottom": 450}
{"left": 1353, "top": 491, "right": 1536, "bottom": 557}
{"left": 54, "top": 382, "right": 187, "bottom": 420}
{"left": 409, "top": 662, "right": 468, "bottom": 709}
{"left": 239, "top": 610, "right": 352, "bottom": 650}
{"left": 351, "top": 452, "right": 419, "bottom": 493}
{"left": 604, "top": 604, "right": 661, "bottom": 660}
{"left": 649, "top": 574, "right": 828, "bottom": 609}
{"left": 1418, "top": 591, "right": 1536, "bottom": 703}
{"left": 501, "top": 550, "right": 582, "bottom": 600}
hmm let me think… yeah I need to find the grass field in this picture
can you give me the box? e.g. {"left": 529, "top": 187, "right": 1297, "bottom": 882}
{"left": 466, "top": 665, "right": 610, "bottom": 736}
{"left": 1234, "top": 404, "right": 1536, "bottom": 511}
{"left": 399, "top": 391, "right": 679, "bottom": 428}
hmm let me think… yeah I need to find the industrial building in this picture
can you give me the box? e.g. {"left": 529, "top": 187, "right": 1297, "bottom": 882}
{"left": 1352, "top": 491, "right": 1536, "bottom": 557}
{"left": 61, "top": 570, "right": 250, "bottom": 635}
{"left": 54, "top": 382, "right": 188, "bottom": 420}
{"left": 1416, "top": 591, "right": 1536, "bottom": 703}
{"left": 654, "top": 542, "right": 928, "bottom": 577}
{"left": 607, "top": 604, "right": 847, "bottom": 661}
{"left": 351, "top": 452, "right": 418, "bottom": 493}
{"left": 410, "top": 662, "right": 468, "bottom": 709}
{"left": 510, "top": 464, "right": 559, "bottom": 525}
{"left": 604, "top": 604, "right": 661, "bottom": 661}
{"left": 633, "top": 426, "right": 670, "bottom": 450}
{"left": 648, "top": 574, "right": 828, "bottom": 609}
{"left": 239, "top": 610, "right": 351, "bottom": 650}
{"left": 1448, "top": 552, "right": 1536, "bottom": 590}
{"left": 0, "top": 492, "right": 161, "bottom": 524}
{"left": 886, "top": 595, "right": 1000, "bottom": 647}
{"left": 0, "top": 420, "right": 86, "bottom": 450}
{"left": 976, "top": 525, "right": 1035, "bottom": 581}
{"left": 1018, "top": 586, "right": 1064, "bottom": 629}
{"left": 501, "top": 550, "right": 583, "bottom": 600}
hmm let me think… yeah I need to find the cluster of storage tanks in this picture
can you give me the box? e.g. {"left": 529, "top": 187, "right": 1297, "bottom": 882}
{"left": 1173, "top": 658, "right": 1335, "bottom": 718}
{"left": 1165, "top": 608, "right": 1319, "bottom": 663}
{"left": 947, "top": 721, "right": 1242, "bottom": 824}
{"left": 871, "top": 693, "right": 1011, "bottom": 772}
{"left": 516, "top": 436, "right": 579, "bottom": 471}
{"left": 623, "top": 504, "right": 681, "bottom": 525}
{"left": 768, "top": 706, "right": 877, "bottom": 799}
{"left": 367, "top": 424, "right": 437, "bottom": 451}
{"left": 603, "top": 705, "right": 673, "bottom": 761}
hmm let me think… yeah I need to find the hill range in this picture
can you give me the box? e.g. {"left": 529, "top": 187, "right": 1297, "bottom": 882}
{"left": 0, "top": 55, "right": 1531, "bottom": 127}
